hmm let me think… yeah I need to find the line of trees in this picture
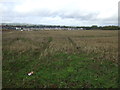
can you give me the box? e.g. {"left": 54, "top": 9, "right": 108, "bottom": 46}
{"left": 91, "top": 25, "right": 120, "bottom": 30}
{"left": 1, "top": 23, "right": 120, "bottom": 30}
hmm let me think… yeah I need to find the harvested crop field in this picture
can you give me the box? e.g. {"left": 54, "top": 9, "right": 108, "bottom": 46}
{"left": 2, "top": 30, "right": 118, "bottom": 88}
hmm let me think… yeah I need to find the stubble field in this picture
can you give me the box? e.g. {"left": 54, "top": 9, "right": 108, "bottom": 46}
{"left": 2, "top": 30, "right": 118, "bottom": 88}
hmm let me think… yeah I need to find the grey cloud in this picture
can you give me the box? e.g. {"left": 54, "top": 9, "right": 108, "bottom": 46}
{"left": 57, "top": 12, "right": 99, "bottom": 21}
{"left": 15, "top": 9, "right": 99, "bottom": 21}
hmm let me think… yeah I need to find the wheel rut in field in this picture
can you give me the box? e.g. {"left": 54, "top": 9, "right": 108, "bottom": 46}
{"left": 42, "top": 37, "right": 53, "bottom": 50}
{"left": 33, "top": 37, "right": 53, "bottom": 71}
{"left": 67, "top": 37, "right": 81, "bottom": 53}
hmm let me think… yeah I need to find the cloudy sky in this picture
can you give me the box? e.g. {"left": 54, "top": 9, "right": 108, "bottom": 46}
{"left": 0, "top": 0, "right": 119, "bottom": 26}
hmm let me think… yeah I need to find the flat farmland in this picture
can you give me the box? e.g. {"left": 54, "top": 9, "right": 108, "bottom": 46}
{"left": 2, "top": 30, "right": 118, "bottom": 88}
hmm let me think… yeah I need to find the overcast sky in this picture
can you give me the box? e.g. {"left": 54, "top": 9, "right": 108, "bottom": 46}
{"left": 0, "top": 0, "right": 119, "bottom": 26}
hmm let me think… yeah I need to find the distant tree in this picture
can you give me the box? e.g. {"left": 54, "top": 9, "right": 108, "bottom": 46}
{"left": 91, "top": 25, "right": 98, "bottom": 29}
{"left": 102, "top": 26, "right": 119, "bottom": 30}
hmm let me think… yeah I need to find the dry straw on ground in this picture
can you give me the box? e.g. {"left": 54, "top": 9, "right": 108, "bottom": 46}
{"left": 3, "top": 30, "right": 118, "bottom": 63}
